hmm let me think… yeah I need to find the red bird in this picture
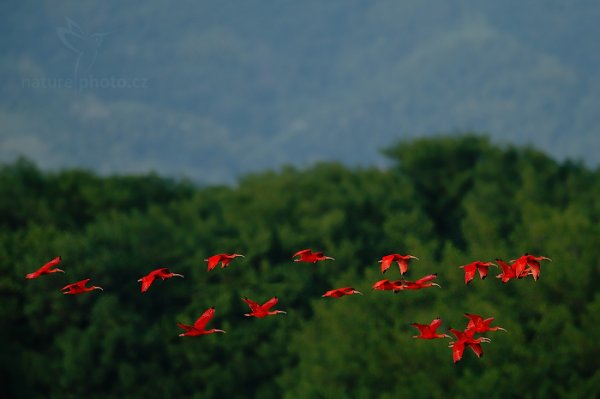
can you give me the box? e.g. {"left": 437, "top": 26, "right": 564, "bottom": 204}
{"left": 178, "top": 307, "right": 225, "bottom": 337}
{"left": 448, "top": 328, "right": 491, "bottom": 363}
{"left": 459, "top": 261, "right": 496, "bottom": 284}
{"left": 411, "top": 318, "right": 450, "bottom": 339}
{"left": 293, "top": 249, "right": 335, "bottom": 263}
{"left": 464, "top": 313, "right": 507, "bottom": 334}
{"left": 61, "top": 279, "right": 103, "bottom": 295}
{"left": 242, "top": 296, "right": 287, "bottom": 318}
{"left": 372, "top": 279, "right": 403, "bottom": 293}
{"left": 379, "top": 253, "right": 419, "bottom": 275}
{"left": 495, "top": 259, "right": 530, "bottom": 283}
{"left": 205, "top": 253, "right": 244, "bottom": 271}
{"left": 511, "top": 253, "right": 552, "bottom": 281}
{"left": 138, "top": 267, "right": 184, "bottom": 293}
{"left": 322, "top": 287, "right": 362, "bottom": 298}
{"left": 399, "top": 274, "right": 441, "bottom": 290}
{"left": 25, "top": 256, "right": 64, "bottom": 279}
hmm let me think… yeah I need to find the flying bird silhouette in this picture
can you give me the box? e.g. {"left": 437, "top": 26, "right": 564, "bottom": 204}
{"left": 459, "top": 261, "right": 496, "bottom": 284}
{"left": 411, "top": 318, "right": 450, "bottom": 339}
{"left": 178, "top": 307, "right": 225, "bottom": 337}
{"left": 399, "top": 274, "right": 441, "bottom": 290}
{"left": 322, "top": 287, "right": 362, "bottom": 298}
{"left": 242, "top": 296, "right": 286, "bottom": 318}
{"left": 379, "top": 253, "right": 419, "bottom": 275}
{"left": 138, "top": 267, "right": 183, "bottom": 293}
{"left": 205, "top": 253, "right": 245, "bottom": 271}
{"left": 61, "top": 279, "right": 103, "bottom": 295}
{"left": 464, "top": 313, "right": 507, "bottom": 334}
{"left": 448, "top": 328, "right": 491, "bottom": 363}
{"left": 293, "top": 249, "right": 335, "bottom": 263}
{"left": 25, "top": 256, "right": 64, "bottom": 279}
{"left": 510, "top": 253, "right": 552, "bottom": 281}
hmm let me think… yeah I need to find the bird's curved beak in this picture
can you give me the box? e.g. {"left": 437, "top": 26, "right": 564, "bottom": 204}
{"left": 431, "top": 283, "right": 441, "bottom": 288}
{"left": 173, "top": 274, "right": 184, "bottom": 278}
{"left": 377, "top": 260, "right": 382, "bottom": 263}
{"left": 95, "top": 287, "right": 104, "bottom": 291}
{"left": 543, "top": 257, "right": 552, "bottom": 262}
{"left": 411, "top": 256, "right": 420, "bottom": 261}
{"left": 498, "top": 327, "right": 507, "bottom": 332}
{"left": 178, "top": 333, "right": 186, "bottom": 337}
{"left": 354, "top": 291, "right": 363, "bottom": 295}
{"left": 56, "top": 269, "right": 65, "bottom": 273}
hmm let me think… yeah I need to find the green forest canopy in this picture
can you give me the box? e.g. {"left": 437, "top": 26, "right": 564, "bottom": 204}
{"left": 1, "top": 135, "right": 599, "bottom": 398}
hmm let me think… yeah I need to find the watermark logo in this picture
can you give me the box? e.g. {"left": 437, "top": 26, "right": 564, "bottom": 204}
{"left": 22, "top": 17, "right": 148, "bottom": 90}
{"left": 56, "top": 17, "right": 110, "bottom": 79}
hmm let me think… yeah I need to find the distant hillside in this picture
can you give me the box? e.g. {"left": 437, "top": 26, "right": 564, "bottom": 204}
{"left": 1, "top": 1, "right": 599, "bottom": 181}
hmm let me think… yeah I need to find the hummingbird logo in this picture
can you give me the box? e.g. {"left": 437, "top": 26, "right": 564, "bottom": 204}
{"left": 56, "top": 18, "right": 110, "bottom": 79}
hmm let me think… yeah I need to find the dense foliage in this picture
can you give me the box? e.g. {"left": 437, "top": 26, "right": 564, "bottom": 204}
{"left": 1, "top": 136, "right": 599, "bottom": 398}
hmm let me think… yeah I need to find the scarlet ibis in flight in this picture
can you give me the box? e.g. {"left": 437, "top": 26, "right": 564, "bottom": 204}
{"left": 464, "top": 313, "right": 507, "bottom": 334}
{"left": 178, "top": 307, "right": 225, "bottom": 337}
{"left": 205, "top": 253, "right": 244, "bottom": 271}
{"left": 511, "top": 253, "right": 552, "bottom": 281}
{"left": 61, "top": 279, "right": 103, "bottom": 295}
{"left": 25, "top": 256, "right": 64, "bottom": 279}
{"left": 242, "top": 296, "right": 286, "bottom": 318}
{"left": 448, "top": 328, "right": 491, "bottom": 363}
{"left": 399, "top": 274, "right": 441, "bottom": 290}
{"left": 379, "top": 253, "right": 419, "bottom": 275}
{"left": 495, "top": 259, "right": 530, "bottom": 283}
{"left": 459, "top": 261, "right": 496, "bottom": 284}
{"left": 293, "top": 249, "right": 335, "bottom": 263}
{"left": 138, "top": 267, "right": 184, "bottom": 293}
{"left": 411, "top": 318, "right": 450, "bottom": 339}
{"left": 322, "top": 287, "right": 362, "bottom": 298}
{"left": 372, "top": 279, "right": 403, "bottom": 293}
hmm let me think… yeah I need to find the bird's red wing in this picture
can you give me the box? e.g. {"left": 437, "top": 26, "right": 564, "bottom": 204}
{"left": 464, "top": 313, "right": 483, "bottom": 325}
{"left": 177, "top": 322, "right": 194, "bottom": 332}
{"left": 153, "top": 267, "right": 170, "bottom": 276}
{"left": 526, "top": 260, "right": 541, "bottom": 280}
{"left": 477, "top": 265, "right": 490, "bottom": 280}
{"left": 312, "top": 251, "right": 324, "bottom": 258}
{"left": 293, "top": 249, "right": 312, "bottom": 258}
{"left": 194, "top": 307, "right": 215, "bottom": 330}
{"left": 513, "top": 256, "right": 528, "bottom": 277}
{"left": 397, "top": 258, "right": 409, "bottom": 275}
{"left": 39, "top": 256, "right": 61, "bottom": 272}
{"left": 139, "top": 274, "right": 156, "bottom": 293}
{"left": 261, "top": 296, "right": 279, "bottom": 311}
{"left": 495, "top": 259, "right": 514, "bottom": 277}
{"left": 452, "top": 341, "right": 466, "bottom": 363}
{"left": 430, "top": 318, "right": 442, "bottom": 331}
{"left": 415, "top": 274, "right": 437, "bottom": 285}
{"left": 410, "top": 323, "right": 430, "bottom": 336}
{"left": 461, "top": 264, "right": 476, "bottom": 284}
{"left": 468, "top": 343, "right": 484, "bottom": 358}
{"left": 206, "top": 255, "right": 222, "bottom": 271}
{"left": 449, "top": 328, "right": 466, "bottom": 340}
{"left": 322, "top": 289, "right": 338, "bottom": 297}
{"left": 380, "top": 256, "right": 393, "bottom": 273}
{"left": 243, "top": 297, "right": 261, "bottom": 313}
